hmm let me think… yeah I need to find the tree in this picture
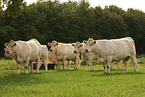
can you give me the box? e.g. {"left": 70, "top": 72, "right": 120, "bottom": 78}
{"left": 4, "top": 0, "right": 26, "bottom": 16}
{"left": 95, "top": 5, "right": 128, "bottom": 39}
{"left": 124, "top": 8, "right": 145, "bottom": 54}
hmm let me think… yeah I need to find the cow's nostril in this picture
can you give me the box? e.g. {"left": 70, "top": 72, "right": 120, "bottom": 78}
{"left": 81, "top": 61, "right": 87, "bottom": 65}
{"left": 85, "top": 49, "right": 88, "bottom": 53}
{"left": 74, "top": 50, "right": 77, "bottom": 53}
{"left": 49, "top": 49, "right": 52, "bottom": 52}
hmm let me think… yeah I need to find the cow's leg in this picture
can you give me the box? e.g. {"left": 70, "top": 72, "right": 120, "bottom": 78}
{"left": 63, "top": 57, "right": 66, "bottom": 70}
{"left": 88, "top": 59, "right": 93, "bottom": 71}
{"left": 91, "top": 62, "right": 93, "bottom": 71}
{"left": 124, "top": 60, "right": 129, "bottom": 73}
{"left": 88, "top": 60, "right": 90, "bottom": 71}
{"left": 43, "top": 58, "right": 48, "bottom": 72}
{"left": 110, "top": 62, "right": 114, "bottom": 69}
{"left": 56, "top": 62, "right": 59, "bottom": 70}
{"left": 103, "top": 62, "right": 107, "bottom": 73}
{"left": 36, "top": 57, "right": 40, "bottom": 73}
{"left": 74, "top": 59, "right": 78, "bottom": 70}
{"left": 107, "top": 57, "right": 113, "bottom": 74}
{"left": 68, "top": 60, "right": 71, "bottom": 70}
{"left": 23, "top": 64, "right": 25, "bottom": 70}
{"left": 31, "top": 62, "right": 33, "bottom": 73}
{"left": 74, "top": 60, "right": 77, "bottom": 70}
{"left": 118, "top": 61, "right": 121, "bottom": 70}
{"left": 131, "top": 56, "right": 137, "bottom": 72}
{"left": 78, "top": 57, "right": 80, "bottom": 67}
{"left": 58, "top": 62, "right": 61, "bottom": 70}
{"left": 75, "top": 55, "right": 80, "bottom": 70}
{"left": 17, "top": 63, "right": 21, "bottom": 74}
{"left": 124, "top": 56, "right": 130, "bottom": 73}
{"left": 24, "top": 57, "right": 30, "bottom": 74}
{"left": 63, "top": 61, "right": 66, "bottom": 70}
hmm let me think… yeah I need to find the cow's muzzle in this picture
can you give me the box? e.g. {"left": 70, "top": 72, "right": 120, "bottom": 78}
{"left": 81, "top": 61, "right": 87, "bottom": 65}
{"left": 85, "top": 49, "right": 89, "bottom": 53}
{"left": 49, "top": 48, "right": 53, "bottom": 52}
{"left": 74, "top": 50, "right": 77, "bottom": 54}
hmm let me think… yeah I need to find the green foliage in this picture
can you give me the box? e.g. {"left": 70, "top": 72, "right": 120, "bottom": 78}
{"left": 0, "top": 0, "right": 145, "bottom": 56}
{"left": 95, "top": 5, "right": 128, "bottom": 39}
{"left": 124, "top": 9, "right": 145, "bottom": 54}
{"left": 0, "top": 58, "right": 145, "bottom": 96}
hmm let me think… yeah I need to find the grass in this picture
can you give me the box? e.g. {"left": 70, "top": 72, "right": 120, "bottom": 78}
{"left": 0, "top": 58, "right": 145, "bottom": 97}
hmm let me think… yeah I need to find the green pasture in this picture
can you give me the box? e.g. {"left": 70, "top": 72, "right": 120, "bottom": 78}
{"left": 0, "top": 58, "right": 145, "bottom": 97}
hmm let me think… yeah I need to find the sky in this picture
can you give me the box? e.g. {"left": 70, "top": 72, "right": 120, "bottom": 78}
{"left": 25, "top": 0, "right": 145, "bottom": 12}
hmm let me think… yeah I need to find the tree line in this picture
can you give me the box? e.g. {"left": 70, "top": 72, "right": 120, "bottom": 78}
{"left": 0, "top": 0, "right": 145, "bottom": 57}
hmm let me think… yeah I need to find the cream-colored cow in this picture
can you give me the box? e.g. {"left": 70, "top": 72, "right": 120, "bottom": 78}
{"left": 4, "top": 39, "right": 43, "bottom": 74}
{"left": 48, "top": 41, "right": 79, "bottom": 70}
{"left": 72, "top": 42, "right": 121, "bottom": 71}
{"left": 4, "top": 44, "right": 48, "bottom": 74}
{"left": 85, "top": 37, "right": 137, "bottom": 73}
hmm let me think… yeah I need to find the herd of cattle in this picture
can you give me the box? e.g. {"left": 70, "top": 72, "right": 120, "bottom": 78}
{"left": 4, "top": 37, "right": 138, "bottom": 74}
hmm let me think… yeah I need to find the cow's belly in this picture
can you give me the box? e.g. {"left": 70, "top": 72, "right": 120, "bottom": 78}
{"left": 113, "top": 54, "right": 130, "bottom": 61}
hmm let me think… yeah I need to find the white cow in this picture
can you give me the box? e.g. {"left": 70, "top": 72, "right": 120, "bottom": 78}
{"left": 85, "top": 37, "right": 137, "bottom": 73}
{"left": 72, "top": 42, "right": 96, "bottom": 70}
{"left": 48, "top": 41, "right": 79, "bottom": 70}
{"left": 47, "top": 50, "right": 80, "bottom": 70}
{"left": 72, "top": 42, "right": 121, "bottom": 71}
{"left": 4, "top": 44, "right": 48, "bottom": 73}
{"left": 4, "top": 39, "right": 42, "bottom": 74}
{"left": 4, "top": 46, "right": 31, "bottom": 71}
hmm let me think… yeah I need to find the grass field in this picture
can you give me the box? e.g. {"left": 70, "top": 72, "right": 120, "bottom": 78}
{"left": 0, "top": 58, "right": 145, "bottom": 97}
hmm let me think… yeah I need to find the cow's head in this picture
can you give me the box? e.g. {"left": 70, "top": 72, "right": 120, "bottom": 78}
{"left": 85, "top": 38, "right": 96, "bottom": 53}
{"left": 4, "top": 47, "right": 11, "bottom": 57}
{"left": 72, "top": 42, "right": 83, "bottom": 54}
{"left": 4, "top": 40, "right": 17, "bottom": 57}
{"left": 48, "top": 51, "right": 57, "bottom": 62}
{"left": 48, "top": 41, "right": 59, "bottom": 52}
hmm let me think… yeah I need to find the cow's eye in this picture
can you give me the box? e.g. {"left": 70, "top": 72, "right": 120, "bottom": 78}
{"left": 7, "top": 51, "right": 9, "bottom": 54}
{"left": 90, "top": 43, "right": 93, "bottom": 46}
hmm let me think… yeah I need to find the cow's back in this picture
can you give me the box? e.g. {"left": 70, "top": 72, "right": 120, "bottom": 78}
{"left": 57, "top": 43, "right": 75, "bottom": 59}
{"left": 27, "top": 39, "right": 41, "bottom": 59}
{"left": 94, "top": 37, "right": 136, "bottom": 60}
{"left": 14, "top": 39, "right": 41, "bottom": 60}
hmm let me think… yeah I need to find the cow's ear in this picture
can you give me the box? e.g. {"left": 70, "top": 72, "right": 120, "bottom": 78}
{"left": 83, "top": 40, "right": 87, "bottom": 44}
{"left": 90, "top": 41, "right": 96, "bottom": 46}
{"left": 48, "top": 43, "right": 52, "bottom": 46}
{"left": 4, "top": 43, "right": 9, "bottom": 47}
{"left": 9, "top": 40, "right": 16, "bottom": 47}
{"left": 72, "top": 43, "right": 75, "bottom": 47}
{"left": 12, "top": 43, "right": 16, "bottom": 47}
{"left": 93, "top": 41, "right": 96, "bottom": 44}
{"left": 56, "top": 42, "right": 59, "bottom": 45}
{"left": 79, "top": 44, "right": 83, "bottom": 48}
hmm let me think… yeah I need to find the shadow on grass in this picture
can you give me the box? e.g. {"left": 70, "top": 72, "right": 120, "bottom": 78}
{"left": 0, "top": 71, "right": 57, "bottom": 90}
{"left": 57, "top": 69, "right": 80, "bottom": 72}
{"left": 92, "top": 71, "right": 145, "bottom": 77}
{"left": 85, "top": 68, "right": 124, "bottom": 73}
